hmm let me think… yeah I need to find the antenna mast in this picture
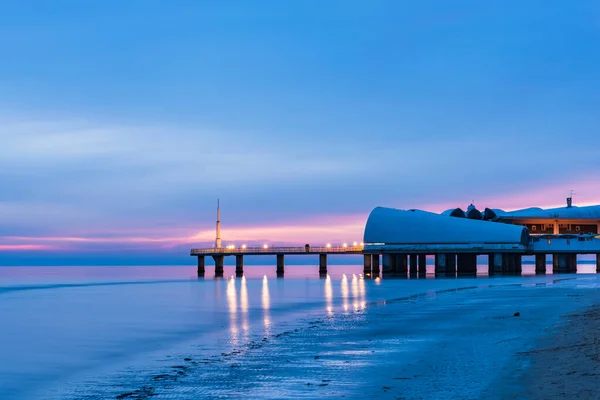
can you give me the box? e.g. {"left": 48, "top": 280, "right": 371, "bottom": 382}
{"left": 215, "top": 199, "right": 222, "bottom": 248}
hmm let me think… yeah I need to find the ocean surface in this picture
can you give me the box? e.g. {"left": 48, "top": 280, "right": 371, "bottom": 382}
{"left": 1, "top": 263, "right": 600, "bottom": 399}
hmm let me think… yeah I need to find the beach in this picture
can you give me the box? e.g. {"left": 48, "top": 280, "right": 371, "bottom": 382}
{"left": 487, "top": 304, "right": 600, "bottom": 399}
{"left": 1, "top": 266, "right": 600, "bottom": 399}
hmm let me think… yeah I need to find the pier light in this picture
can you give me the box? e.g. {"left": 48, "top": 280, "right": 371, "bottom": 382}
{"left": 343, "top": 243, "right": 348, "bottom": 248}
{"left": 326, "top": 243, "right": 331, "bottom": 248}
{"left": 263, "top": 244, "right": 268, "bottom": 249}
{"left": 353, "top": 241, "right": 358, "bottom": 246}
{"left": 241, "top": 244, "right": 247, "bottom": 249}
{"left": 360, "top": 242, "right": 364, "bottom": 246}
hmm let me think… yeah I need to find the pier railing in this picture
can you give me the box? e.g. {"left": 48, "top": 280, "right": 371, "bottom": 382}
{"left": 191, "top": 245, "right": 364, "bottom": 255}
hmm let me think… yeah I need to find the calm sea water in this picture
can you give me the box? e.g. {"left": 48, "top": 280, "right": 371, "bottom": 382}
{"left": 0, "top": 262, "right": 598, "bottom": 399}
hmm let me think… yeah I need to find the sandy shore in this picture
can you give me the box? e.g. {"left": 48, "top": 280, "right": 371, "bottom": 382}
{"left": 490, "top": 304, "right": 600, "bottom": 400}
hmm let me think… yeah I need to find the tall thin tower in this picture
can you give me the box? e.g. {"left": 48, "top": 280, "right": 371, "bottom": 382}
{"left": 215, "top": 199, "right": 222, "bottom": 248}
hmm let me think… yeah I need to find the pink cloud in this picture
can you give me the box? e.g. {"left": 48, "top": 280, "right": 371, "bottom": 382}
{"left": 0, "top": 244, "right": 53, "bottom": 251}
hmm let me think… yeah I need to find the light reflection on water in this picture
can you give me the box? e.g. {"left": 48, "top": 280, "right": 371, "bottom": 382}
{"left": 240, "top": 277, "right": 250, "bottom": 342}
{"left": 226, "top": 277, "right": 238, "bottom": 344}
{"left": 324, "top": 274, "right": 333, "bottom": 315}
{"left": 341, "top": 274, "right": 349, "bottom": 312}
{"left": 262, "top": 275, "right": 271, "bottom": 332}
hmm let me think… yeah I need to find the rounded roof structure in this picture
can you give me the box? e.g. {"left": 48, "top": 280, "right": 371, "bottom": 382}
{"left": 364, "top": 207, "right": 529, "bottom": 246}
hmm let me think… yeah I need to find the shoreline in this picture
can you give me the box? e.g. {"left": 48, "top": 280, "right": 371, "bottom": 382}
{"left": 491, "top": 303, "right": 600, "bottom": 399}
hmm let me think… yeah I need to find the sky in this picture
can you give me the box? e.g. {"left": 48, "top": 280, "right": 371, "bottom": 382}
{"left": 1, "top": 1, "right": 600, "bottom": 265}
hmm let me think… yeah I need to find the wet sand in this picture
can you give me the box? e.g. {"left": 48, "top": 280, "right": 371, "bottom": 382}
{"left": 491, "top": 304, "right": 600, "bottom": 400}
{"left": 48, "top": 275, "right": 600, "bottom": 400}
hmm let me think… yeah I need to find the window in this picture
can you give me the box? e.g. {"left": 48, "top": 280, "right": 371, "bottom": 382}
{"left": 576, "top": 226, "right": 581, "bottom": 232}
{"left": 531, "top": 225, "right": 537, "bottom": 231}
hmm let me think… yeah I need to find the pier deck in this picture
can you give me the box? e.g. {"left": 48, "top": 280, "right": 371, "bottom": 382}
{"left": 191, "top": 245, "right": 363, "bottom": 256}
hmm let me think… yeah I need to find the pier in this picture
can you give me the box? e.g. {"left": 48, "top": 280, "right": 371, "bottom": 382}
{"left": 191, "top": 237, "right": 600, "bottom": 277}
{"left": 191, "top": 203, "right": 600, "bottom": 278}
{"left": 192, "top": 245, "right": 363, "bottom": 277}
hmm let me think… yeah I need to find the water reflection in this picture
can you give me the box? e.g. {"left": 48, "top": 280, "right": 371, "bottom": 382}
{"left": 358, "top": 274, "right": 367, "bottom": 309}
{"left": 240, "top": 277, "right": 249, "bottom": 340}
{"left": 262, "top": 275, "right": 271, "bottom": 332}
{"left": 351, "top": 274, "right": 359, "bottom": 311}
{"left": 324, "top": 275, "right": 333, "bottom": 315}
{"left": 341, "top": 274, "right": 349, "bottom": 312}
{"left": 226, "top": 276, "right": 238, "bottom": 344}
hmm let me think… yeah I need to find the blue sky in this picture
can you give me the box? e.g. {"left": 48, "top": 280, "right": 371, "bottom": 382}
{"left": 1, "top": 1, "right": 600, "bottom": 265}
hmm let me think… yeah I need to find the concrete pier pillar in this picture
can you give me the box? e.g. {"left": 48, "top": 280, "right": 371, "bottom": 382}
{"left": 409, "top": 254, "right": 418, "bottom": 275}
{"left": 197, "top": 256, "right": 205, "bottom": 276}
{"left": 597, "top": 254, "right": 600, "bottom": 273}
{"left": 535, "top": 254, "right": 546, "bottom": 274}
{"left": 363, "top": 254, "right": 372, "bottom": 275}
{"left": 382, "top": 254, "right": 397, "bottom": 274}
{"left": 502, "top": 254, "right": 522, "bottom": 275}
{"left": 553, "top": 254, "right": 576, "bottom": 274}
{"left": 235, "top": 255, "right": 244, "bottom": 277}
{"left": 213, "top": 255, "right": 224, "bottom": 276}
{"left": 319, "top": 254, "right": 327, "bottom": 276}
{"left": 395, "top": 254, "right": 408, "bottom": 275}
{"left": 457, "top": 254, "right": 477, "bottom": 276}
{"left": 435, "top": 253, "right": 446, "bottom": 274}
{"left": 372, "top": 254, "right": 380, "bottom": 276}
{"left": 276, "top": 254, "right": 284, "bottom": 276}
{"left": 488, "top": 253, "right": 503, "bottom": 275}
{"left": 418, "top": 254, "right": 427, "bottom": 275}
{"left": 514, "top": 254, "right": 522, "bottom": 275}
{"left": 569, "top": 254, "right": 578, "bottom": 273}
{"left": 446, "top": 253, "right": 456, "bottom": 276}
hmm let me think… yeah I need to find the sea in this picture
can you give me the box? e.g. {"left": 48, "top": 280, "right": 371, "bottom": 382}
{"left": 1, "top": 262, "right": 600, "bottom": 399}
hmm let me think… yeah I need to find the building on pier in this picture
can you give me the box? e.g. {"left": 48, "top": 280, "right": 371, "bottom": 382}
{"left": 443, "top": 198, "right": 600, "bottom": 235}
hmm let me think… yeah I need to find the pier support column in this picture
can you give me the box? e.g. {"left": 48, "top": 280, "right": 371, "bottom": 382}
{"left": 446, "top": 253, "right": 456, "bottom": 276}
{"left": 363, "top": 254, "right": 372, "bottom": 275}
{"left": 434, "top": 253, "right": 446, "bottom": 275}
{"left": 319, "top": 254, "right": 327, "bottom": 276}
{"left": 409, "top": 254, "right": 418, "bottom": 275}
{"left": 457, "top": 254, "right": 477, "bottom": 276}
{"left": 197, "top": 256, "right": 205, "bottom": 276}
{"left": 418, "top": 254, "right": 427, "bottom": 276}
{"left": 569, "top": 254, "right": 578, "bottom": 273}
{"left": 553, "top": 254, "right": 576, "bottom": 274}
{"left": 488, "top": 253, "right": 503, "bottom": 275}
{"left": 597, "top": 254, "right": 600, "bottom": 273}
{"left": 372, "top": 254, "right": 380, "bottom": 276}
{"left": 395, "top": 254, "right": 408, "bottom": 275}
{"left": 235, "top": 255, "right": 244, "bottom": 277}
{"left": 213, "top": 255, "right": 224, "bottom": 276}
{"left": 502, "top": 254, "right": 522, "bottom": 275}
{"left": 535, "top": 254, "right": 546, "bottom": 274}
{"left": 276, "top": 254, "right": 285, "bottom": 276}
{"left": 382, "top": 254, "right": 397, "bottom": 274}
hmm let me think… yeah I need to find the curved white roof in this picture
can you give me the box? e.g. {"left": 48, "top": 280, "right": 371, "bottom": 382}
{"left": 364, "top": 207, "right": 529, "bottom": 245}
